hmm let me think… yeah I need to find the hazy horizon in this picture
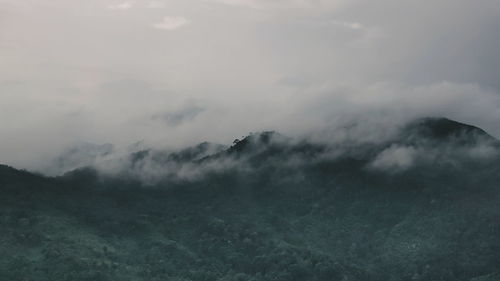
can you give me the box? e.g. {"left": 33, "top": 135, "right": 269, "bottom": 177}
{"left": 2, "top": 0, "right": 500, "bottom": 171}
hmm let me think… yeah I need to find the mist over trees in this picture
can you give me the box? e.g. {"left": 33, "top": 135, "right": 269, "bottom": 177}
{"left": 1, "top": 118, "right": 500, "bottom": 281}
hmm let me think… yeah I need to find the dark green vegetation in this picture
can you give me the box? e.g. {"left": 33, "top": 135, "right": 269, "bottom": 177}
{"left": 1, "top": 118, "right": 500, "bottom": 281}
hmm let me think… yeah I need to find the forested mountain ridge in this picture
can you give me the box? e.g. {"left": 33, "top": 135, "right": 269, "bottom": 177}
{"left": 1, "top": 117, "right": 500, "bottom": 281}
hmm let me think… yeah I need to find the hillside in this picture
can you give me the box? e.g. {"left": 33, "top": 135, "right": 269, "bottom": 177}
{"left": 1, "top": 118, "right": 500, "bottom": 281}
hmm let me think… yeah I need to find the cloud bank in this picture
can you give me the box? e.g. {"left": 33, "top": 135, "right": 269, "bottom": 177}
{"left": 0, "top": 0, "right": 499, "bottom": 172}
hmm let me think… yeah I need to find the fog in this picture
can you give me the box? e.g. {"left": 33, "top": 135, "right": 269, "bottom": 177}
{"left": 1, "top": 0, "right": 499, "bottom": 172}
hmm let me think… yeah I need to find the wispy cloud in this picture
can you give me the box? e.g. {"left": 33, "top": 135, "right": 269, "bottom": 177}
{"left": 207, "top": 0, "right": 342, "bottom": 10}
{"left": 340, "top": 21, "right": 364, "bottom": 30}
{"left": 108, "top": 1, "right": 134, "bottom": 10}
{"left": 152, "top": 16, "right": 189, "bottom": 30}
{"left": 369, "top": 145, "right": 417, "bottom": 171}
{"left": 307, "top": 20, "right": 365, "bottom": 30}
{"left": 152, "top": 104, "right": 205, "bottom": 127}
{"left": 208, "top": 0, "right": 259, "bottom": 8}
{"left": 146, "top": 1, "right": 166, "bottom": 9}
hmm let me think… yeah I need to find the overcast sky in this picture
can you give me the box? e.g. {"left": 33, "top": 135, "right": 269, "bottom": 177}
{"left": 1, "top": 0, "right": 500, "bottom": 171}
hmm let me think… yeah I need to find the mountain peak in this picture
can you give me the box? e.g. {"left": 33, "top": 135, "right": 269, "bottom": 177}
{"left": 401, "top": 117, "right": 496, "bottom": 144}
{"left": 228, "top": 131, "right": 289, "bottom": 153}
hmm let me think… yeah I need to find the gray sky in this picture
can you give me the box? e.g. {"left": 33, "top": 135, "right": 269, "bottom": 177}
{"left": 1, "top": 0, "right": 500, "bottom": 171}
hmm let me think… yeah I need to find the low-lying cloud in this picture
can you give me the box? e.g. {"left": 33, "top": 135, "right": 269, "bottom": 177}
{"left": 0, "top": 0, "right": 499, "bottom": 172}
{"left": 370, "top": 145, "right": 417, "bottom": 171}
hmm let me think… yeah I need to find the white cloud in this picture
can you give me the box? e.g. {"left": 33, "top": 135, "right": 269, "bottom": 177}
{"left": 152, "top": 16, "right": 189, "bottom": 30}
{"left": 341, "top": 21, "right": 364, "bottom": 30}
{"left": 316, "top": 20, "right": 365, "bottom": 30}
{"left": 146, "top": 1, "right": 166, "bottom": 8}
{"left": 210, "top": 0, "right": 261, "bottom": 8}
{"left": 108, "top": 1, "right": 134, "bottom": 10}
{"left": 370, "top": 145, "right": 417, "bottom": 171}
{"left": 207, "top": 0, "right": 343, "bottom": 9}
{"left": 1, "top": 0, "right": 500, "bottom": 172}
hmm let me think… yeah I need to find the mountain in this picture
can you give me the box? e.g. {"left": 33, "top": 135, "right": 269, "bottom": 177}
{"left": 45, "top": 142, "right": 114, "bottom": 175}
{"left": 400, "top": 117, "right": 497, "bottom": 145}
{"left": 1, "top": 117, "right": 500, "bottom": 281}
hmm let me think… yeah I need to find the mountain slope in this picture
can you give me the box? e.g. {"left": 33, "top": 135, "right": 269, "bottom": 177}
{"left": 1, "top": 118, "right": 500, "bottom": 281}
